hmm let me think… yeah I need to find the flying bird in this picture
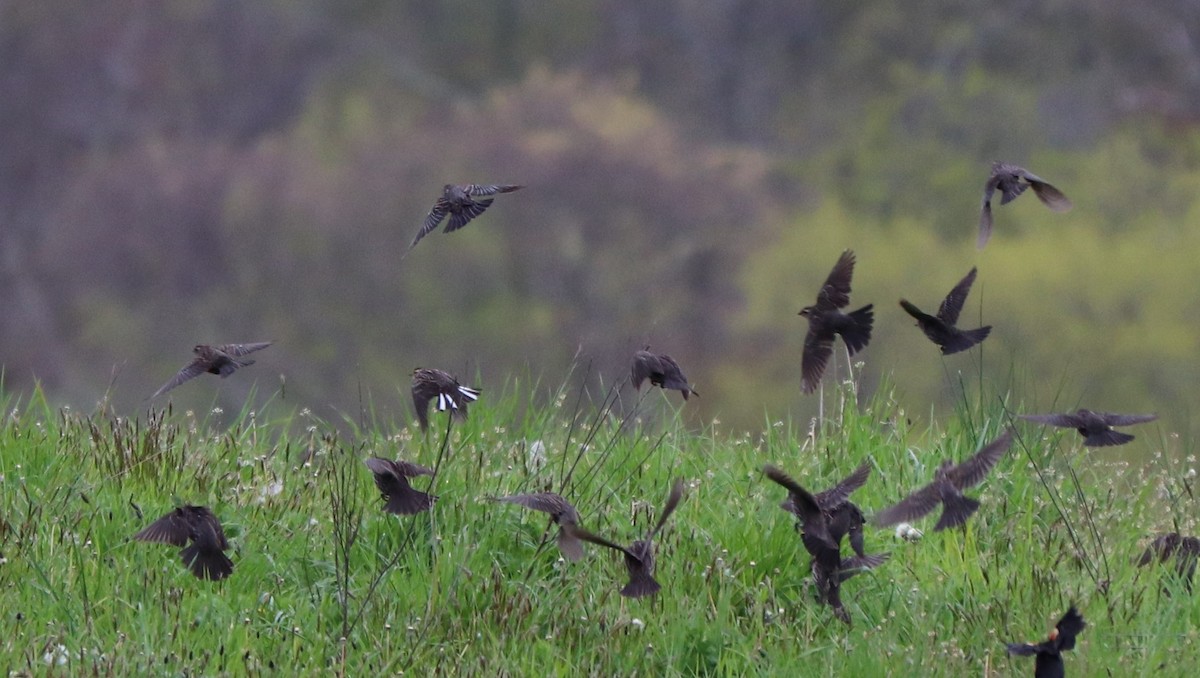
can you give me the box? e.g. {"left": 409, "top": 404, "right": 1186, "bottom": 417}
{"left": 489, "top": 492, "right": 587, "bottom": 561}
{"left": 151, "top": 342, "right": 272, "bottom": 398}
{"left": 408, "top": 183, "right": 524, "bottom": 252}
{"left": 363, "top": 457, "right": 436, "bottom": 515}
{"left": 133, "top": 505, "right": 234, "bottom": 581}
{"left": 411, "top": 367, "right": 481, "bottom": 430}
{"left": 779, "top": 462, "right": 872, "bottom": 555}
{"left": 574, "top": 479, "right": 685, "bottom": 597}
{"left": 874, "top": 430, "right": 1012, "bottom": 531}
{"left": 632, "top": 349, "right": 699, "bottom": 400}
{"left": 899, "top": 267, "right": 992, "bottom": 355}
{"left": 808, "top": 544, "right": 891, "bottom": 626}
{"left": 1137, "top": 533, "right": 1200, "bottom": 592}
{"left": 798, "top": 250, "right": 874, "bottom": 393}
{"left": 763, "top": 465, "right": 836, "bottom": 548}
{"left": 978, "top": 162, "right": 1072, "bottom": 249}
{"left": 1006, "top": 606, "right": 1086, "bottom": 678}
{"left": 1019, "top": 409, "right": 1157, "bottom": 447}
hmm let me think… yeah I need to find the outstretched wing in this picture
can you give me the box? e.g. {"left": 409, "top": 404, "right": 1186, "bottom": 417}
{"left": 1098, "top": 412, "right": 1158, "bottom": 427}
{"left": 491, "top": 492, "right": 577, "bottom": 524}
{"left": 816, "top": 462, "right": 871, "bottom": 510}
{"left": 800, "top": 329, "right": 834, "bottom": 394}
{"left": 631, "top": 351, "right": 660, "bottom": 390}
{"left": 151, "top": 359, "right": 209, "bottom": 399}
{"left": 133, "top": 509, "right": 192, "bottom": 546}
{"left": 814, "top": 250, "right": 856, "bottom": 311}
{"left": 646, "top": 479, "right": 684, "bottom": 541}
{"left": 937, "top": 268, "right": 977, "bottom": 326}
{"left": 466, "top": 184, "right": 523, "bottom": 196}
{"left": 1018, "top": 169, "right": 1071, "bottom": 212}
{"left": 410, "top": 199, "right": 449, "bottom": 249}
{"left": 977, "top": 173, "right": 1002, "bottom": 249}
{"left": 216, "top": 342, "right": 272, "bottom": 357}
{"left": 948, "top": 430, "right": 1011, "bottom": 489}
{"left": 1019, "top": 413, "right": 1081, "bottom": 428}
{"left": 873, "top": 482, "right": 943, "bottom": 527}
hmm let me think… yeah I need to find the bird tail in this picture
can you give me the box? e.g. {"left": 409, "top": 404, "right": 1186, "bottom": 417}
{"left": 384, "top": 487, "right": 437, "bottom": 515}
{"left": 179, "top": 545, "right": 234, "bottom": 581}
{"left": 837, "top": 552, "right": 891, "bottom": 583}
{"left": 933, "top": 494, "right": 980, "bottom": 531}
{"left": 217, "top": 359, "right": 254, "bottom": 377}
{"left": 941, "top": 325, "right": 992, "bottom": 355}
{"left": 1030, "top": 181, "right": 1072, "bottom": 212}
{"left": 620, "top": 573, "right": 662, "bottom": 598}
{"left": 841, "top": 305, "right": 874, "bottom": 356}
{"left": 977, "top": 203, "right": 994, "bottom": 250}
{"left": 1084, "top": 430, "right": 1135, "bottom": 447}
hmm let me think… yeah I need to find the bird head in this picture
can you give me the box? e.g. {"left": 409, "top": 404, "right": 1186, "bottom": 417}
{"left": 192, "top": 345, "right": 205, "bottom": 354}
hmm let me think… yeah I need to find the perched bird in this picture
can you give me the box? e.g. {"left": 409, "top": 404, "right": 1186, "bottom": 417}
{"left": 408, "top": 183, "right": 524, "bottom": 251}
{"left": 489, "top": 492, "right": 586, "bottom": 561}
{"left": 1006, "top": 606, "right": 1086, "bottom": 678}
{"left": 632, "top": 349, "right": 699, "bottom": 400}
{"left": 874, "top": 430, "right": 1012, "bottom": 531}
{"left": 133, "top": 505, "right": 234, "bottom": 581}
{"left": 798, "top": 250, "right": 874, "bottom": 393}
{"left": 1137, "top": 533, "right": 1200, "bottom": 591}
{"left": 574, "top": 479, "right": 685, "bottom": 597}
{"left": 363, "top": 457, "right": 436, "bottom": 515}
{"left": 899, "top": 267, "right": 992, "bottom": 355}
{"left": 151, "top": 342, "right": 272, "bottom": 398}
{"left": 411, "top": 368, "right": 481, "bottom": 430}
{"left": 978, "top": 162, "right": 1072, "bottom": 249}
{"left": 1019, "top": 409, "right": 1158, "bottom": 447}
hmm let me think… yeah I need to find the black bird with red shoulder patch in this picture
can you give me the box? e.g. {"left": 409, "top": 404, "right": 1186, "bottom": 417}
{"left": 1006, "top": 606, "right": 1086, "bottom": 678}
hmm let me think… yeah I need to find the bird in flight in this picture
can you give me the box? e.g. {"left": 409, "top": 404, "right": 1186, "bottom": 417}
{"left": 874, "top": 430, "right": 1012, "bottom": 531}
{"left": 489, "top": 492, "right": 589, "bottom": 561}
{"left": 411, "top": 368, "right": 480, "bottom": 430}
{"left": 363, "top": 457, "right": 436, "bottom": 515}
{"left": 978, "top": 162, "right": 1071, "bottom": 249}
{"left": 574, "top": 479, "right": 685, "bottom": 597}
{"left": 408, "top": 183, "right": 524, "bottom": 252}
{"left": 133, "top": 505, "right": 235, "bottom": 581}
{"left": 798, "top": 249, "right": 874, "bottom": 393}
{"left": 150, "top": 342, "right": 272, "bottom": 399}
{"left": 1006, "top": 606, "right": 1086, "bottom": 678}
{"left": 632, "top": 349, "right": 699, "bottom": 400}
{"left": 1019, "top": 409, "right": 1157, "bottom": 447}
{"left": 899, "top": 267, "right": 992, "bottom": 355}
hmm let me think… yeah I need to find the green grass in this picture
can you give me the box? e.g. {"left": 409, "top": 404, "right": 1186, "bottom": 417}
{"left": 0, "top": 375, "right": 1197, "bottom": 676}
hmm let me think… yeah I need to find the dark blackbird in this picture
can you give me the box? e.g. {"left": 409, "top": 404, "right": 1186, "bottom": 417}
{"left": 151, "top": 342, "right": 272, "bottom": 398}
{"left": 1019, "top": 409, "right": 1157, "bottom": 447}
{"left": 808, "top": 543, "right": 891, "bottom": 626}
{"left": 574, "top": 479, "right": 685, "bottom": 598}
{"left": 409, "top": 183, "right": 524, "bottom": 251}
{"left": 899, "top": 267, "right": 992, "bottom": 355}
{"left": 1137, "top": 533, "right": 1200, "bottom": 591}
{"left": 632, "top": 349, "right": 699, "bottom": 400}
{"left": 798, "top": 250, "right": 874, "bottom": 393}
{"left": 763, "top": 465, "right": 836, "bottom": 548}
{"left": 779, "top": 462, "right": 871, "bottom": 555}
{"left": 489, "top": 492, "right": 587, "bottom": 561}
{"left": 1006, "top": 606, "right": 1086, "bottom": 678}
{"left": 411, "top": 368, "right": 481, "bottom": 430}
{"left": 363, "top": 457, "right": 436, "bottom": 515}
{"left": 978, "top": 162, "right": 1072, "bottom": 249}
{"left": 133, "top": 505, "right": 234, "bottom": 581}
{"left": 874, "top": 430, "right": 1011, "bottom": 531}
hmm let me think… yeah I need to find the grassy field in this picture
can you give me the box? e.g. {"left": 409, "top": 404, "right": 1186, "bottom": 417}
{"left": 0, "top": 372, "right": 1197, "bottom": 676}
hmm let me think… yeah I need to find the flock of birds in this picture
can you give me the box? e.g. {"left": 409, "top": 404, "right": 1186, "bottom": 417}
{"left": 124, "top": 165, "right": 1198, "bottom": 677}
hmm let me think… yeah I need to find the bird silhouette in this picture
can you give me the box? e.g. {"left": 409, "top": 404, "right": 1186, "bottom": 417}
{"left": 411, "top": 368, "right": 481, "bottom": 430}
{"left": 133, "top": 505, "right": 234, "bottom": 581}
{"left": 798, "top": 250, "right": 874, "bottom": 393}
{"left": 1006, "top": 606, "right": 1086, "bottom": 678}
{"left": 763, "top": 465, "right": 837, "bottom": 548}
{"left": 899, "top": 267, "right": 992, "bottom": 355}
{"left": 489, "top": 492, "right": 587, "bottom": 561}
{"left": 632, "top": 349, "right": 699, "bottom": 400}
{"left": 978, "top": 162, "right": 1071, "bottom": 249}
{"left": 408, "top": 183, "right": 523, "bottom": 252}
{"left": 874, "top": 430, "right": 1012, "bottom": 531}
{"left": 1019, "top": 409, "right": 1157, "bottom": 447}
{"left": 573, "top": 479, "right": 685, "bottom": 597}
{"left": 363, "top": 457, "right": 436, "bottom": 515}
{"left": 151, "top": 342, "right": 272, "bottom": 398}
{"left": 1137, "top": 533, "right": 1200, "bottom": 592}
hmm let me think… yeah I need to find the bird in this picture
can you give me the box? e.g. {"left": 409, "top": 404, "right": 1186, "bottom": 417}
{"left": 150, "top": 342, "right": 272, "bottom": 398}
{"left": 808, "top": 544, "right": 891, "bottom": 626}
{"left": 1018, "top": 409, "right": 1158, "bottom": 447}
{"left": 411, "top": 368, "right": 481, "bottom": 430}
{"left": 899, "top": 267, "right": 992, "bottom": 355}
{"left": 133, "top": 505, "right": 234, "bottom": 581}
{"left": 874, "top": 430, "right": 1012, "bottom": 531}
{"left": 631, "top": 349, "right": 699, "bottom": 400}
{"left": 488, "top": 492, "right": 587, "bottom": 561}
{"left": 1137, "top": 533, "right": 1200, "bottom": 591}
{"left": 779, "top": 462, "right": 871, "bottom": 554}
{"left": 1006, "top": 606, "right": 1086, "bottom": 678}
{"left": 763, "top": 465, "right": 837, "bottom": 548}
{"left": 408, "top": 183, "right": 524, "bottom": 252}
{"left": 573, "top": 479, "right": 685, "bottom": 597}
{"left": 363, "top": 457, "right": 436, "bottom": 515}
{"left": 798, "top": 250, "right": 874, "bottom": 393}
{"left": 978, "top": 162, "right": 1072, "bottom": 249}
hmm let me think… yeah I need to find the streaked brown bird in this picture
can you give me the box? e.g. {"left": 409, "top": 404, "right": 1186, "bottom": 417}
{"left": 574, "top": 479, "right": 685, "bottom": 598}
{"left": 899, "top": 267, "right": 992, "bottom": 355}
{"left": 408, "top": 183, "right": 524, "bottom": 251}
{"left": 1137, "top": 533, "right": 1200, "bottom": 591}
{"left": 363, "top": 457, "right": 436, "bottom": 515}
{"left": 133, "top": 505, "right": 234, "bottom": 581}
{"left": 151, "top": 342, "right": 272, "bottom": 398}
{"left": 874, "top": 430, "right": 1012, "bottom": 531}
{"left": 632, "top": 349, "right": 699, "bottom": 400}
{"left": 798, "top": 250, "right": 874, "bottom": 393}
{"left": 411, "top": 367, "right": 481, "bottom": 430}
{"left": 1019, "top": 409, "right": 1157, "bottom": 447}
{"left": 1006, "top": 606, "right": 1086, "bottom": 678}
{"left": 489, "top": 492, "right": 587, "bottom": 561}
{"left": 978, "top": 162, "right": 1071, "bottom": 249}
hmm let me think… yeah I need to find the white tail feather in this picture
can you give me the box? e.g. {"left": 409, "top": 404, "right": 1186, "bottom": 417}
{"left": 457, "top": 386, "right": 480, "bottom": 401}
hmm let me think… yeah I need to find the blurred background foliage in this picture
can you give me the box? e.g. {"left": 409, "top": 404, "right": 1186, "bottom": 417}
{"left": 3, "top": 0, "right": 1200, "bottom": 438}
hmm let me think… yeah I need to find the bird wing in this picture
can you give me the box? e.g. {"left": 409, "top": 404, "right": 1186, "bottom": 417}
{"left": 151, "top": 358, "right": 209, "bottom": 398}
{"left": 1097, "top": 412, "right": 1158, "bottom": 427}
{"left": 814, "top": 250, "right": 856, "bottom": 311}
{"left": 571, "top": 526, "right": 637, "bottom": 559}
{"left": 948, "top": 430, "right": 1011, "bottom": 489}
{"left": 873, "top": 482, "right": 943, "bottom": 527}
{"left": 217, "top": 342, "right": 272, "bottom": 357}
{"left": 646, "top": 479, "right": 684, "bottom": 541}
{"left": 631, "top": 351, "right": 660, "bottom": 390}
{"left": 1018, "top": 169, "right": 1072, "bottom": 212}
{"left": 443, "top": 198, "right": 493, "bottom": 233}
{"left": 1053, "top": 606, "right": 1086, "bottom": 651}
{"left": 194, "top": 507, "right": 230, "bottom": 550}
{"left": 466, "top": 184, "right": 523, "bottom": 196}
{"left": 899, "top": 300, "right": 949, "bottom": 345}
{"left": 133, "top": 509, "right": 192, "bottom": 546}
{"left": 800, "top": 329, "right": 834, "bottom": 394}
{"left": 763, "top": 465, "right": 822, "bottom": 524}
{"left": 977, "top": 174, "right": 1001, "bottom": 249}
{"left": 1018, "top": 413, "right": 1081, "bottom": 428}
{"left": 1005, "top": 642, "right": 1040, "bottom": 657}
{"left": 937, "top": 267, "right": 977, "bottom": 325}
{"left": 492, "top": 493, "right": 577, "bottom": 523}
{"left": 816, "top": 462, "right": 871, "bottom": 510}
{"left": 410, "top": 199, "right": 449, "bottom": 249}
